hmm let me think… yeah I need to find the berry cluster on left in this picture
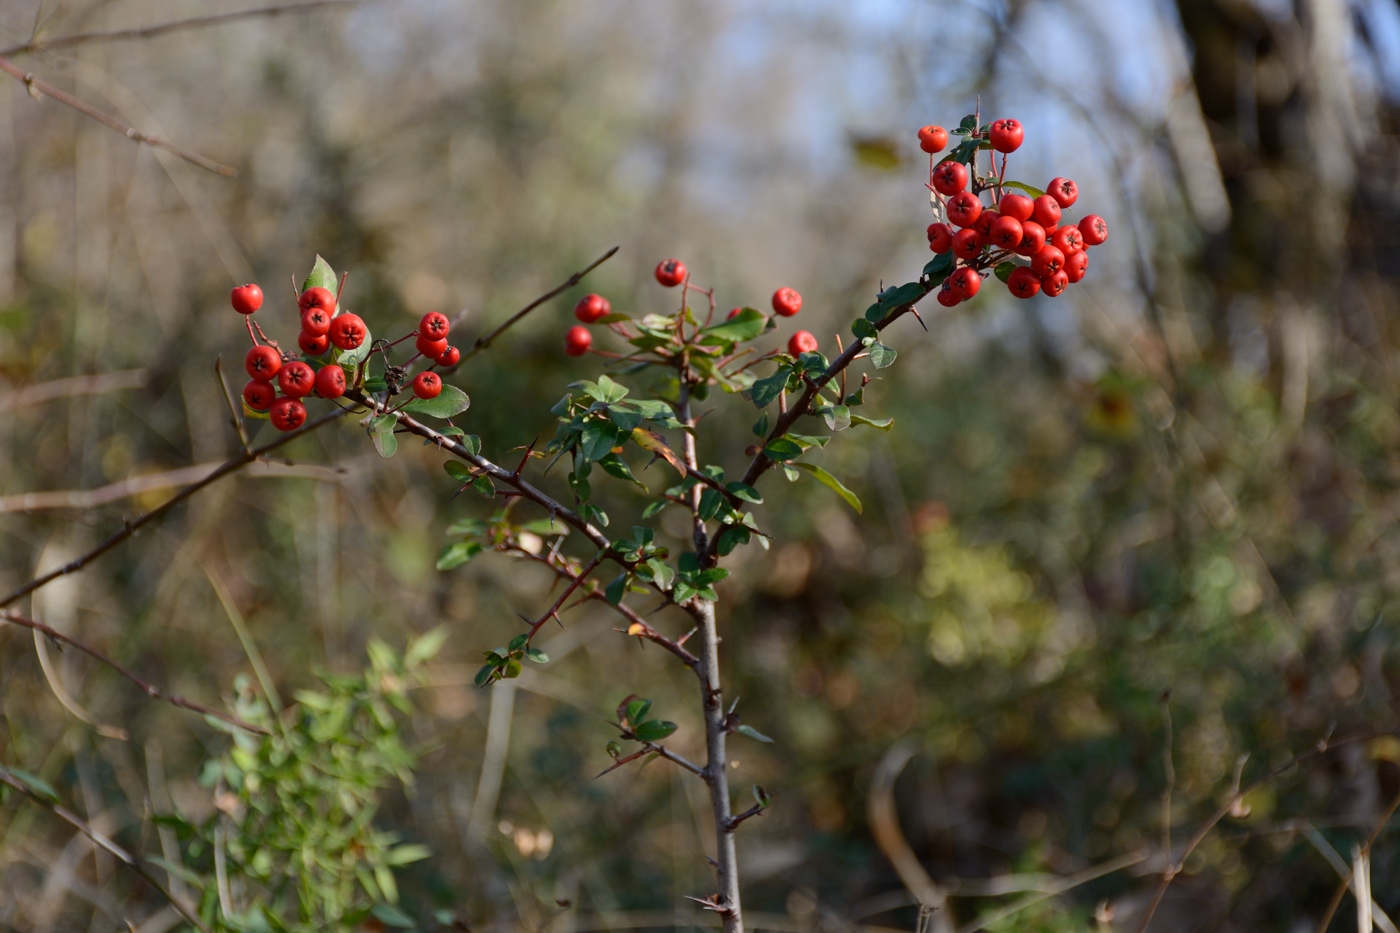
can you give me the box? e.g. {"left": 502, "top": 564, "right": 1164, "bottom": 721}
{"left": 230, "top": 256, "right": 459, "bottom": 434}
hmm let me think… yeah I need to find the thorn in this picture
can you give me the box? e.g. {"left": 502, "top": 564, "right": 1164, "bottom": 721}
{"left": 909, "top": 307, "right": 928, "bottom": 331}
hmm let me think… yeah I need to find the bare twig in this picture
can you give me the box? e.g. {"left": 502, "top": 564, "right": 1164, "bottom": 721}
{"left": 215, "top": 357, "right": 251, "bottom": 451}
{"left": 462, "top": 246, "right": 619, "bottom": 361}
{"left": 0, "top": 611, "right": 266, "bottom": 734}
{"left": 0, "top": 768, "right": 212, "bottom": 933}
{"left": 1313, "top": 787, "right": 1400, "bottom": 933}
{"left": 0, "top": 56, "right": 236, "bottom": 175}
{"left": 0, "top": 1, "right": 358, "bottom": 57}
{"left": 955, "top": 851, "right": 1148, "bottom": 933}
{"left": 0, "top": 369, "right": 147, "bottom": 412}
{"left": 0, "top": 407, "right": 348, "bottom": 608}
{"left": 869, "top": 742, "right": 952, "bottom": 933}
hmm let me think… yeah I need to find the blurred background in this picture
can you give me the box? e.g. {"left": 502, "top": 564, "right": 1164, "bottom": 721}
{"left": 3, "top": 0, "right": 1400, "bottom": 929}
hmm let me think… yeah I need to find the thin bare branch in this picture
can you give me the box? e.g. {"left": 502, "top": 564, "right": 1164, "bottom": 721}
{"left": 0, "top": 611, "right": 267, "bottom": 734}
{"left": 0, "top": 56, "right": 237, "bottom": 175}
{"left": 0, "top": 407, "right": 348, "bottom": 608}
{"left": 0, "top": 369, "right": 146, "bottom": 412}
{"left": 461, "top": 246, "right": 619, "bottom": 362}
{"left": 0, "top": 768, "right": 212, "bottom": 933}
{"left": 0, "top": 1, "right": 359, "bottom": 57}
{"left": 1313, "top": 787, "right": 1400, "bottom": 933}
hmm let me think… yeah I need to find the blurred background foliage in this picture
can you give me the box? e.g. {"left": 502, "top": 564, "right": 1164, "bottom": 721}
{"left": 2, "top": 0, "right": 1400, "bottom": 930}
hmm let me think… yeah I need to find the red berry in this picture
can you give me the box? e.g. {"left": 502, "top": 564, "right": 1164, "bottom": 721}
{"left": 990, "top": 215, "right": 1024, "bottom": 250}
{"left": 1064, "top": 249, "right": 1089, "bottom": 284}
{"left": 420, "top": 312, "right": 451, "bottom": 340}
{"left": 931, "top": 161, "right": 968, "bottom": 196}
{"left": 270, "top": 397, "right": 306, "bottom": 432}
{"left": 245, "top": 345, "right": 282, "bottom": 381}
{"left": 1031, "top": 195, "right": 1062, "bottom": 229}
{"left": 565, "top": 325, "right": 592, "bottom": 356}
{"left": 412, "top": 371, "right": 443, "bottom": 399}
{"left": 1013, "top": 221, "right": 1047, "bottom": 257}
{"left": 301, "top": 307, "right": 331, "bottom": 337}
{"left": 573, "top": 294, "right": 610, "bottom": 324}
{"left": 1047, "top": 177, "right": 1079, "bottom": 208}
{"left": 917, "top": 125, "right": 948, "bottom": 154}
{"left": 655, "top": 259, "right": 687, "bottom": 287}
{"left": 415, "top": 333, "right": 448, "bottom": 359}
{"left": 1031, "top": 244, "right": 1066, "bottom": 278}
{"left": 277, "top": 360, "right": 315, "bottom": 398}
{"left": 772, "top": 287, "right": 802, "bottom": 317}
{"left": 1051, "top": 225, "right": 1084, "bottom": 256}
{"left": 242, "top": 379, "right": 275, "bottom": 411}
{"left": 949, "top": 267, "right": 981, "bottom": 299}
{"left": 788, "top": 330, "right": 819, "bottom": 356}
{"left": 1007, "top": 266, "right": 1041, "bottom": 299}
{"left": 726, "top": 307, "right": 743, "bottom": 319}
{"left": 936, "top": 284, "right": 959, "bottom": 308}
{"left": 298, "top": 330, "right": 330, "bottom": 356}
{"left": 1040, "top": 270, "right": 1069, "bottom": 297}
{"left": 999, "top": 193, "right": 1034, "bottom": 222}
{"left": 231, "top": 284, "right": 263, "bottom": 315}
{"left": 436, "top": 345, "right": 460, "bottom": 367}
{"left": 974, "top": 209, "right": 1001, "bottom": 238}
{"left": 299, "top": 287, "right": 336, "bottom": 315}
{"left": 328, "top": 313, "right": 367, "bottom": 351}
{"left": 315, "top": 364, "right": 347, "bottom": 399}
{"left": 988, "top": 118, "right": 1024, "bottom": 153}
{"left": 1079, "top": 214, "right": 1108, "bottom": 246}
{"left": 946, "top": 191, "right": 983, "bottom": 228}
{"left": 927, "top": 222, "right": 954, "bottom": 254}
{"left": 951, "top": 227, "right": 984, "bottom": 260}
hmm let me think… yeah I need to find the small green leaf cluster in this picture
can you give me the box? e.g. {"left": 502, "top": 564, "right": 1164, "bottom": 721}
{"left": 157, "top": 632, "right": 444, "bottom": 932}
{"left": 475, "top": 632, "right": 549, "bottom": 687}
{"left": 606, "top": 695, "right": 679, "bottom": 753}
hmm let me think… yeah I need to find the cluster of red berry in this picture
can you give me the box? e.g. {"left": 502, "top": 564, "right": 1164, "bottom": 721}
{"left": 229, "top": 281, "right": 449, "bottom": 431}
{"left": 565, "top": 258, "right": 814, "bottom": 358}
{"left": 916, "top": 117, "right": 1108, "bottom": 304}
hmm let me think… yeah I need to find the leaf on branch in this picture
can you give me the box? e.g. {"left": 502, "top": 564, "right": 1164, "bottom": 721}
{"left": 437, "top": 541, "right": 483, "bottom": 570}
{"left": 699, "top": 307, "right": 766, "bottom": 344}
{"left": 444, "top": 461, "right": 472, "bottom": 483}
{"left": 580, "top": 421, "right": 623, "bottom": 463}
{"left": 372, "top": 429, "right": 398, "bottom": 459}
{"left": 402, "top": 384, "right": 470, "bottom": 418}
{"left": 995, "top": 261, "right": 1019, "bottom": 283}
{"left": 763, "top": 436, "right": 803, "bottom": 462}
{"left": 792, "top": 462, "right": 862, "bottom": 513}
{"left": 868, "top": 342, "right": 897, "bottom": 369}
{"left": 850, "top": 414, "right": 894, "bottom": 430}
{"left": 1, "top": 767, "right": 59, "bottom": 804}
{"left": 736, "top": 724, "right": 773, "bottom": 743}
{"left": 303, "top": 255, "right": 338, "bottom": 296}
{"left": 633, "top": 719, "right": 678, "bottom": 742}
{"left": 750, "top": 367, "right": 790, "bottom": 409}
{"left": 998, "top": 179, "right": 1046, "bottom": 198}
{"left": 631, "top": 428, "right": 686, "bottom": 475}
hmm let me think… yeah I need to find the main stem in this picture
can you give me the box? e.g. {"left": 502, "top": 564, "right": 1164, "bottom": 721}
{"left": 678, "top": 383, "right": 743, "bottom": 932}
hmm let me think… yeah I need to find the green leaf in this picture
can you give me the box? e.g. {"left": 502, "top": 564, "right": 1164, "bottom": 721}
{"left": 526, "top": 647, "right": 548, "bottom": 664}
{"left": 385, "top": 844, "right": 432, "bottom": 866}
{"left": 868, "top": 343, "right": 896, "bottom": 369}
{"left": 633, "top": 719, "right": 678, "bottom": 742}
{"left": 851, "top": 414, "right": 894, "bottom": 430}
{"left": 877, "top": 281, "right": 924, "bottom": 312}
{"left": 445, "top": 461, "right": 472, "bottom": 483}
{"left": 791, "top": 462, "right": 862, "bottom": 512}
{"left": 641, "top": 500, "right": 668, "bottom": 519}
{"left": 474, "top": 664, "right": 495, "bottom": 687}
{"left": 752, "top": 412, "right": 769, "bottom": 437}
{"left": 372, "top": 429, "right": 398, "bottom": 459}
{"left": 998, "top": 179, "right": 1046, "bottom": 198}
{"left": 698, "top": 487, "right": 725, "bottom": 521}
{"left": 369, "top": 414, "right": 396, "bottom": 434}
{"left": 922, "top": 252, "right": 955, "bottom": 282}
{"left": 715, "top": 524, "right": 750, "bottom": 556}
{"left": 699, "top": 307, "right": 766, "bottom": 343}
{"left": 374, "top": 863, "right": 400, "bottom": 904}
{"left": 851, "top": 318, "right": 878, "bottom": 341}
{"left": 598, "top": 452, "right": 647, "bottom": 490}
{"left": 460, "top": 434, "right": 482, "bottom": 457}
{"left": 406, "top": 628, "right": 449, "bottom": 666}
{"left": 735, "top": 724, "right": 773, "bottom": 743}
{"left": 502, "top": 658, "right": 522, "bottom": 679}
{"left": 995, "top": 261, "right": 1019, "bottom": 283}
{"left": 372, "top": 904, "right": 416, "bottom": 929}
{"left": 750, "top": 367, "right": 790, "bottom": 409}
{"left": 472, "top": 475, "right": 494, "bottom": 497}
{"left": 604, "top": 572, "right": 628, "bottom": 605}
{"left": 820, "top": 405, "right": 851, "bottom": 432}
{"left": 958, "top": 113, "right": 978, "bottom": 131}
{"left": 625, "top": 698, "right": 653, "bottom": 726}
{"left": 508, "top": 634, "right": 529, "bottom": 652}
{"left": 672, "top": 581, "right": 697, "bottom": 604}
{"left": 302, "top": 255, "right": 338, "bottom": 296}
{"left": 763, "top": 436, "right": 803, "bottom": 462}
{"left": 725, "top": 482, "right": 762, "bottom": 503}
{"left": 437, "top": 541, "right": 483, "bottom": 570}
{"left": 645, "top": 558, "right": 674, "bottom": 590}
{"left": 402, "top": 384, "right": 470, "bottom": 419}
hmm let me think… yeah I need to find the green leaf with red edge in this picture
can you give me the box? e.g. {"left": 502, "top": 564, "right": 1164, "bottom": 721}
{"left": 998, "top": 180, "right": 1046, "bottom": 199}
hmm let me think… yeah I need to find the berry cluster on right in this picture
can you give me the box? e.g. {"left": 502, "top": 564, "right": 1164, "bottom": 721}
{"left": 916, "top": 114, "right": 1108, "bottom": 304}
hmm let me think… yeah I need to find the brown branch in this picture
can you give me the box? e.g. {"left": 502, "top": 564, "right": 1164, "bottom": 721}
{"left": 0, "top": 611, "right": 267, "bottom": 734}
{"left": 215, "top": 357, "right": 251, "bottom": 452}
{"left": 726, "top": 802, "right": 765, "bottom": 831}
{"left": 524, "top": 550, "right": 605, "bottom": 639}
{"left": 1312, "top": 786, "right": 1400, "bottom": 933}
{"left": 0, "top": 1, "right": 358, "bottom": 57}
{"left": 0, "top": 407, "right": 348, "bottom": 608}
{"left": 0, "top": 369, "right": 146, "bottom": 412}
{"left": 0, "top": 56, "right": 236, "bottom": 175}
{"left": 737, "top": 300, "right": 919, "bottom": 492}
{"left": 461, "top": 246, "right": 619, "bottom": 362}
{"left": 0, "top": 768, "right": 212, "bottom": 933}
{"left": 1133, "top": 729, "right": 1395, "bottom": 933}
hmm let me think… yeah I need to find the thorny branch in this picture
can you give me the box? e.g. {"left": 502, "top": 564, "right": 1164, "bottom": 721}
{"left": 0, "top": 408, "right": 349, "bottom": 609}
{"left": 0, "top": 768, "right": 212, "bottom": 933}
{"left": 0, "top": 611, "right": 267, "bottom": 734}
